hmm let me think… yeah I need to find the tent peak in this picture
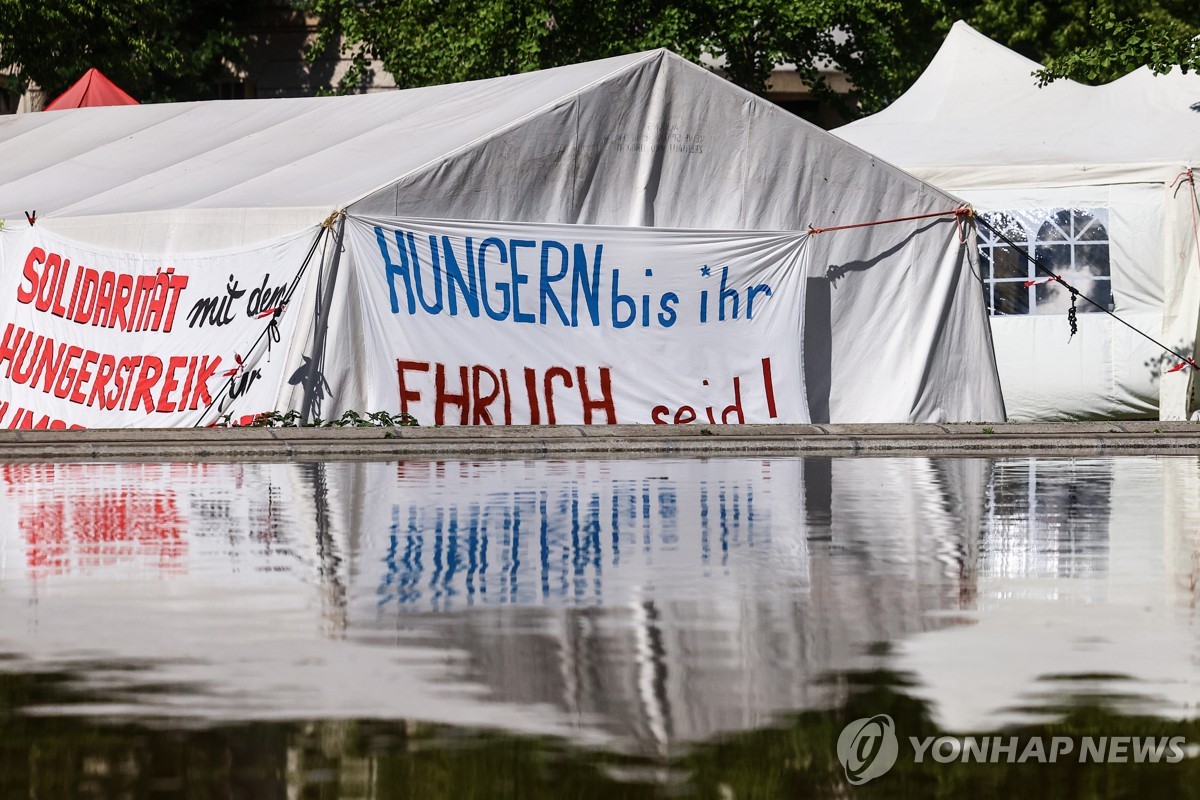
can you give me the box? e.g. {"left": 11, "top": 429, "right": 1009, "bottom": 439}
{"left": 45, "top": 68, "right": 138, "bottom": 112}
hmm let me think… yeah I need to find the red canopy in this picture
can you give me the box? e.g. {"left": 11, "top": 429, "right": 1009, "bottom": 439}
{"left": 45, "top": 68, "right": 138, "bottom": 111}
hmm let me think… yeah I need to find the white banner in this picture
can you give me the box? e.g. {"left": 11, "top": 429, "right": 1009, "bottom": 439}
{"left": 346, "top": 216, "right": 811, "bottom": 425}
{"left": 0, "top": 225, "right": 319, "bottom": 428}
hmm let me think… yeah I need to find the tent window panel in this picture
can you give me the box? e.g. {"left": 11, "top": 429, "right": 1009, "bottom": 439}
{"left": 1037, "top": 216, "right": 1070, "bottom": 242}
{"left": 1033, "top": 244, "right": 1071, "bottom": 273}
{"left": 977, "top": 208, "right": 1110, "bottom": 316}
{"left": 1035, "top": 277, "right": 1112, "bottom": 314}
{"left": 992, "top": 280, "right": 1030, "bottom": 315}
{"left": 1075, "top": 244, "right": 1109, "bottom": 276}
{"left": 990, "top": 246, "right": 1026, "bottom": 280}
{"left": 1075, "top": 215, "right": 1108, "bottom": 242}
{"left": 985, "top": 212, "right": 1032, "bottom": 241}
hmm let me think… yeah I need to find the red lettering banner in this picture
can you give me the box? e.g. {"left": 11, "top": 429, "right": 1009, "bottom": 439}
{"left": 0, "top": 226, "right": 318, "bottom": 428}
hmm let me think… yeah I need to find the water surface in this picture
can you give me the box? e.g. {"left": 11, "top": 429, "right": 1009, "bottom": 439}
{"left": 0, "top": 455, "right": 1196, "bottom": 797}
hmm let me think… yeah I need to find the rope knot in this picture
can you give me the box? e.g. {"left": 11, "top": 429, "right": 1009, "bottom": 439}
{"left": 1067, "top": 289, "right": 1079, "bottom": 341}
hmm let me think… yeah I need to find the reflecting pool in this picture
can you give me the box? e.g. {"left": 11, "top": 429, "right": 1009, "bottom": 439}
{"left": 0, "top": 456, "right": 1197, "bottom": 797}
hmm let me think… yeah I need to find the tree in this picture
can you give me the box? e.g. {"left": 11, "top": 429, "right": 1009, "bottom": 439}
{"left": 789, "top": 0, "right": 956, "bottom": 116}
{"left": 306, "top": 0, "right": 1200, "bottom": 119}
{"left": 0, "top": 0, "right": 272, "bottom": 102}
{"left": 952, "top": 0, "right": 1200, "bottom": 85}
{"left": 305, "top": 0, "right": 701, "bottom": 92}
{"left": 1034, "top": 11, "right": 1200, "bottom": 84}
{"left": 686, "top": 0, "right": 955, "bottom": 116}
{"left": 2, "top": 0, "right": 1196, "bottom": 117}
{"left": 307, "top": 0, "right": 960, "bottom": 115}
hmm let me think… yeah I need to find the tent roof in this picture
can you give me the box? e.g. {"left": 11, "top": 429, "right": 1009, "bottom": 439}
{"left": 0, "top": 49, "right": 948, "bottom": 226}
{"left": 44, "top": 68, "right": 138, "bottom": 111}
{"left": 835, "top": 21, "right": 1200, "bottom": 173}
{"left": 0, "top": 51, "right": 659, "bottom": 219}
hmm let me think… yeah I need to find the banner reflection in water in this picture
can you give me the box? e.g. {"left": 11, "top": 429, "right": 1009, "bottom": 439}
{"left": 0, "top": 455, "right": 1195, "bottom": 752}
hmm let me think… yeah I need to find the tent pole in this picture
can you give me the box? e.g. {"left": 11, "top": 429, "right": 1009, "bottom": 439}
{"left": 301, "top": 213, "right": 346, "bottom": 423}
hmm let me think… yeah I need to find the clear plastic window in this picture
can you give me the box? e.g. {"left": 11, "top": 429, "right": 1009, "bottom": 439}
{"left": 977, "top": 208, "right": 1112, "bottom": 316}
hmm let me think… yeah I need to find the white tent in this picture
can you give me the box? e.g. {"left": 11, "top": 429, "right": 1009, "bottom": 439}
{"left": 0, "top": 49, "right": 1003, "bottom": 425}
{"left": 836, "top": 21, "right": 1200, "bottom": 420}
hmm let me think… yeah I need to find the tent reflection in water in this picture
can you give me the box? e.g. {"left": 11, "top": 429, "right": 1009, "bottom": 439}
{"left": 836, "top": 21, "right": 1200, "bottom": 421}
{"left": 0, "top": 49, "right": 1003, "bottom": 426}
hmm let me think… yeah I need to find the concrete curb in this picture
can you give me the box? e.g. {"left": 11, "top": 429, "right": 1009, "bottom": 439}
{"left": 0, "top": 421, "right": 1197, "bottom": 461}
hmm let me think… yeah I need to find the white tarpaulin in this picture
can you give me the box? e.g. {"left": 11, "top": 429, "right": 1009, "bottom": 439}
{"left": 0, "top": 49, "right": 1006, "bottom": 424}
{"left": 836, "top": 21, "right": 1200, "bottom": 420}
{"left": 0, "top": 225, "right": 319, "bottom": 428}
{"left": 346, "top": 215, "right": 809, "bottom": 425}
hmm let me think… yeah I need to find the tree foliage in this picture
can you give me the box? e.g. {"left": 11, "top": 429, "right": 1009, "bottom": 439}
{"left": 306, "top": 0, "right": 1200, "bottom": 118}
{"left": 0, "top": 0, "right": 271, "bottom": 101}
{"left": 305, "top": 0, "right": 700, "bottom": 92}
{"left": 1035, "top": 11, "right": 1200, "bottom": 84}
{"left": 307, "top": 0, "right": 960, "bottom": 114}
{"left": 953, "top": 0, "right": 1200, "bottom": 85}
{"left": 5, "top": 0, "right": 1199, "bottom": 113}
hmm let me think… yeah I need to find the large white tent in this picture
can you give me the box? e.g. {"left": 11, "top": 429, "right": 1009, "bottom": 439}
{"left": 837, "top": 21, "right": 1200, "bottom": 420}
{"left": 0, "top": 49, "right": 1003, "bottom": 426}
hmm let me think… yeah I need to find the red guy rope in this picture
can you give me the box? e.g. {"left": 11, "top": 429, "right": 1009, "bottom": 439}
{"left": 807, "top": 206, "right": 971, "bottom": 236}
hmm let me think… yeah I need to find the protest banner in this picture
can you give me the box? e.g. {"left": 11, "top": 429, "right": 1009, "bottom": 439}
{"left": 0, "top": 225, "right": 318, "bottom": 428}
{"left": 346, "top": 216, "right": 811, "bottom": 425}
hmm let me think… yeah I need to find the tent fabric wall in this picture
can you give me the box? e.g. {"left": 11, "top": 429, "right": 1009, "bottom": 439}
{"left": 836, "top": 21, "right": 1200, "bottom": 421}
{"left": 969, "top": 183, "right": 1165, "bottom": 420}
{"left": 0, "top": 49, "right": 1004, "bottom": 425}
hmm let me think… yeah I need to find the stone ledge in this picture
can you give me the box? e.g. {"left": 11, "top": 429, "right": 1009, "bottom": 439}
{"left": 0, "top": 421, "right": 1195, "bottom": 461}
